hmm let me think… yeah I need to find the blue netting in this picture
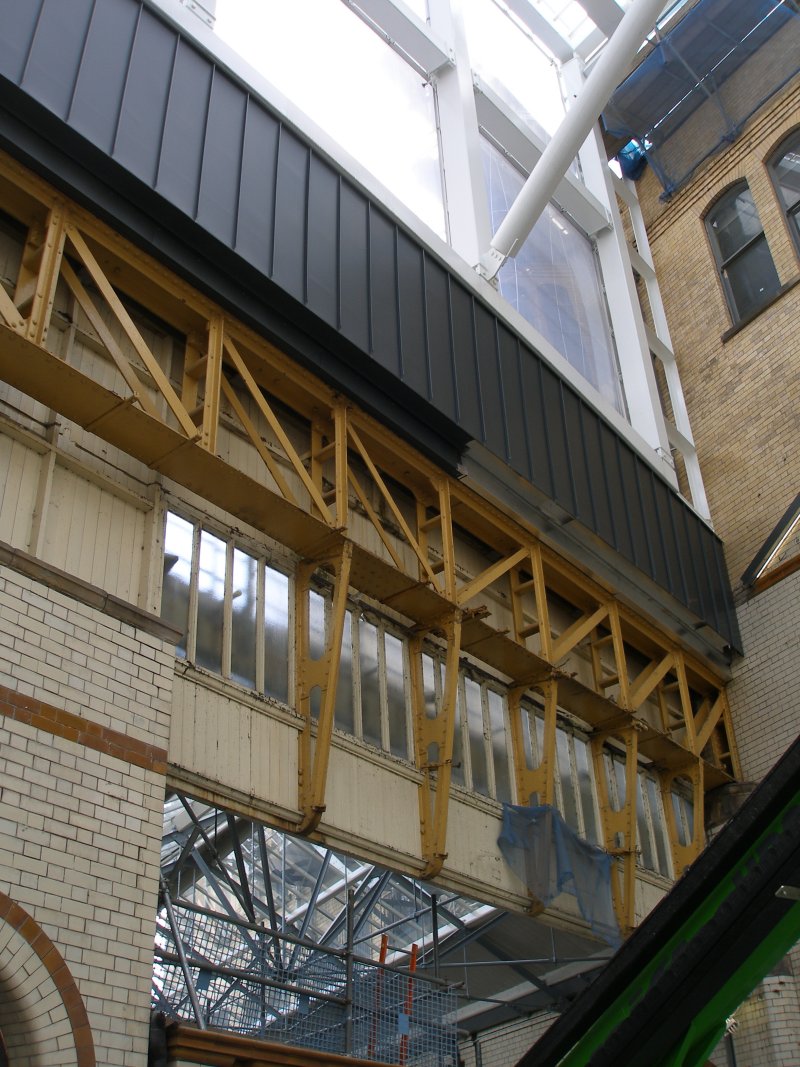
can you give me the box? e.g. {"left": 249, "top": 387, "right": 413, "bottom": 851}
{"left": 603, "top": 0, "right": 800, "bottom": 196}
{"left": 498, "top": 804, "right": 620, "bottom": 947}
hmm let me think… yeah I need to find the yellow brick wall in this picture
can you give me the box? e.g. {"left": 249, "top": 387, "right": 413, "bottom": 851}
{"left": 639, "top": 77, "right": 800, "bottom": 586}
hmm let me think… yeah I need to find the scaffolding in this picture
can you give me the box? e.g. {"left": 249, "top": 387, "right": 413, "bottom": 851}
{"left": 603, "top": 0, "right": 800, "bottom": 196}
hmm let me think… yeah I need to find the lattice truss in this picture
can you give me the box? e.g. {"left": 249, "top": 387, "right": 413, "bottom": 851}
{"left": 155, "top": 793, "right": 469, "bottom": 1061}
{"left": 0, "top": 153, "right": 740, "bottom": 933}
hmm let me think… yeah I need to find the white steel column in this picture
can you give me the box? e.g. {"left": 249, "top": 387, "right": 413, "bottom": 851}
{"left": 477, "top": 0, "right": 665, "bottom": 280}
{"left": 560, "top": 56, "right": 675, "bottom": 475}
{"left": 427, "top": 0, "right": 493, "bottom": 265}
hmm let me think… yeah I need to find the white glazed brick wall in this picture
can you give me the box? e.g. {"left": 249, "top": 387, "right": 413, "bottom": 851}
{"left": 732, "top": 976, "right": 800, "bottom": 1067}
{"left": 0, "top": 568, "right": 173, "bottom": 748}
{"left": 0, "top": 565, "right": 173, "bottom": 1065}
{"left": 729, "top": 571, "right": 800, "bottom": 782}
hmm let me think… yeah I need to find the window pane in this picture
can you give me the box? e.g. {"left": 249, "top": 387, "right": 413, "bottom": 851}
{"left": 709, "top": 186, "right": 763, "bottom": 261}
{"left": 308, "top": 590, "right": 326, "bottom": 660}
{"left": 421, "top": 653, "right": 438, "bottom": 720}
{"left": 724, "top": 236, "right": 781, "bottom": 319}
{"left": 230, "top": 548, "right": 257, "bottom": 689}
{"left": 465, "top": 678, "right": 489, "bottom": 796}
{"left": 335, "top": 610, "right": 355, "bottom": 735}
{"left": 196, "top": 530, "right": 226, "bottom": 674}
{"left": 574, "top": 737, "right": 599, "bottom": 844}
{"left": 359, "top": 618, "right": 382, "bottom": 749}
{"left": 385, "top": 633, "right": 407, "bottom": 758}
{"left": 162, "top": 512, "right": 193, "bottom": 658}
{"left": 215, "top": 0, "right": 444, "bottom": 236}
{"left": 452, "top": 684, "right": 466, "bottom": 787}
{"left": 264, "top": 566, "right": 289, "bottom": 703}
{"left": 481, "top": 138, "right": 625, "bottom": 414}
{"left": 636, "top": 774, "right": 654, "bottom": 872}
{"left": 773, "top": 135, "right": 800, "bottom": 213}
{"left": 556, "top": 729, "right": 578, "bottom": 831}
{"left": 646, "top": 776, "right": 671, "bottom": 876}
{"left": 488, "top": 690, "right": 511, "bottom": 803}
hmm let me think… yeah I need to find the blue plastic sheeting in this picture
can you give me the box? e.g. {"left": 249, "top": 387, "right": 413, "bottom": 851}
{"left": 603, "top": 0, "right": 800, "bottom": 196}
{"left": 498, "top": 805, "right": 620, "bottom": 947}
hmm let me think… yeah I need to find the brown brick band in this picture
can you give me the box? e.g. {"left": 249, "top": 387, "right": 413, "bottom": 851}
{"left": 0, "top": 892, "right": 96, "bottom": 1067}
{"left": 0, "top": 684, "right": 168, "bottom": 774}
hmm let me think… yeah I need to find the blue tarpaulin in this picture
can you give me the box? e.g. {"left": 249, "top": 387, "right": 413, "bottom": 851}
{"left": 498, "top": 804, "right": 620, "bottom": 947}
{"left": 603, "top": 0, "right": 800, "bottom": 196}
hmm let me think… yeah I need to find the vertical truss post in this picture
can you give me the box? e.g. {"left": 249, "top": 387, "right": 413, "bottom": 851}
{"left": 508, "top": 680, "right": 558, "bottom": 807}
{"left": 591, "top": 726, "right": 640, "bottom": 936}
{"left": 660, "top": 761, "right": 705, "bottom": 876}
{"left": 333, "top": 403, "right": 349, "bottom": 530}
{"left": 200, "top": 314, "right": 224, "bottom": 453}
{"left": 295, "top": 540, "right": 354, "bottom": 833}
{"left": 409, "top": 612, "right": 463, "bottom": 878}
{"left": 18, "top": 204, "right": 66, "bottom": 347}
{"left": 437, "top": 480, "right": 457, "bottom": 601}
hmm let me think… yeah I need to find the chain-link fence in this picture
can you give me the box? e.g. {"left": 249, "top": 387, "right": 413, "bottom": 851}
{"left": 153, "top": 900, "right": 459, "bottom": 1065}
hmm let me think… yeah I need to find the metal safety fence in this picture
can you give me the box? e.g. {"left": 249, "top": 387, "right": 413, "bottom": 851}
{"left": 153, "top": 898, "right": 459, "bottom": 1065}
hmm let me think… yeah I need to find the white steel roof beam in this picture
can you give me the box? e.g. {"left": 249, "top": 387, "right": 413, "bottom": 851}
{"left": 341, "top": 0, "right": 453, "bottom": 77}
{"left": 503, "top": 0, "right": 575, "bottom": 62}
{"left": 477, "top": 0, "right": 666, "bottom": 281}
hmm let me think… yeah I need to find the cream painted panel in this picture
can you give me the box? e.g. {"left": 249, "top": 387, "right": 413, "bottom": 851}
{"left": 41, "top": 463, "right": 145, "bottom": 600}
{"left": 0, "top": 434, "right": 39, "bottom": 548}
{"left": 323, "top": 744, "right": 420, "bottom": 858}
{"left": 171, "top": 676, "right": 300, "bottom": 815}
{"left": 445, "top": 797, "right": 519, "bottom": 898}
{"left": 249, "top": 704, "right": 298, "bottom": 813}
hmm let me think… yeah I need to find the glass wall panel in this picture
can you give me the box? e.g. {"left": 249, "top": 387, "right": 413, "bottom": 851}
{"left": 230, "top": 548, "right": 257, "bottom": 688}
{"left": 481, "top": 137, "right": 625, "bottom": 414}
{"left": 162, "top": 512, "right": 193, "bottom": 658}
{"left": 264, "top": 566, "right": 289, "bottom": 703}
{"left": 461, "top": 0, "right": 564, "bottom": 137}
{"left": 196, "top": 530, "right": 226, "bottom": 674}
{"left": 215, "top": 0, "right": 445, "bottom": 235}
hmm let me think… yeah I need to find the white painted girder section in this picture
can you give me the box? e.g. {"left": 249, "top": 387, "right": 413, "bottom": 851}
{"left": 578, "top": 0, "right": 625, "bottom": 36}
{"left": 428, "top": 0, "right": 494, "bottom": 264}
{"left": 477, "top": 0, "right": 667, "bottom": 280}
{"left": 341, "top": 0, "right": 453, "bottom": 76}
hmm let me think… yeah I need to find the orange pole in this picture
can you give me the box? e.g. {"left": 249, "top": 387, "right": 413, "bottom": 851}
{"left": 399, "top": 943, "right": 418, "bottom": 1066}
{"left": 368, "top": 934, "right": 389, "bottom": 1060}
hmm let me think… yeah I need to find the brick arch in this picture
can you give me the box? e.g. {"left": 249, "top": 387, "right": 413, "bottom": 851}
{"left": 0, "top": 892, "right": 95, "bottom": 1067}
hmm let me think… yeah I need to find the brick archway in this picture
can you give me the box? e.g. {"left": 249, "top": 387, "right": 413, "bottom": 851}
{"left": 0, "top": 892, "right": 95, "bottom": 1067}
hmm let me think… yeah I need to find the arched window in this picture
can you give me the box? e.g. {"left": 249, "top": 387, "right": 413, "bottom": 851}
{"left": 770, "top": 129, "right": 800, "bottom": 252}
{"left": 705, "top": 183, "right": 781, "bottom": 323}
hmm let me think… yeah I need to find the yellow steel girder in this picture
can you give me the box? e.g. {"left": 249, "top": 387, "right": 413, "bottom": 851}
{"left": 0, "top": 151, "right": 741, "bottom": 927}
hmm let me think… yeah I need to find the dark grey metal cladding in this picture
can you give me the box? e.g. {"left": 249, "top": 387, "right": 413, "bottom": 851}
{"left": 0, "top": 0, "right": 741, "bottom": 649}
